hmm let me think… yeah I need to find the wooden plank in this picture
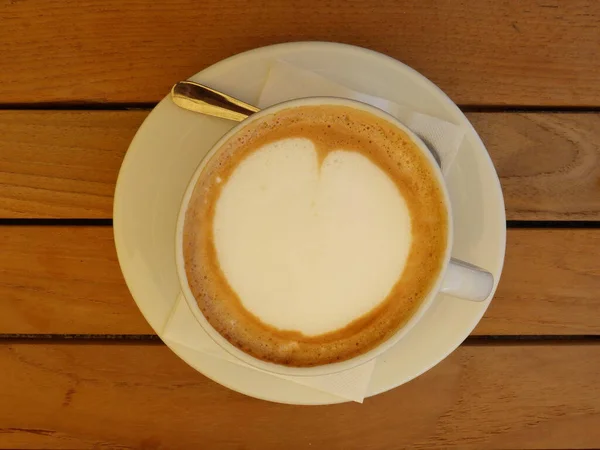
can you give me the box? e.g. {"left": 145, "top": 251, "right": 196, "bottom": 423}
{"left": 0, "top": 343, "right": 599, "bottom": 449}
{"left": 474, "top": 229, "right": 600, "bottom": 335}
{"left": 2, "top": 111, "right": 600, "bottom": 220}
{"left": 1, "top": 0, "right": 599, "bottom": 106}
{"left": 0, "top": 226, "right": 152, "bottom": 335}
{"left": 0, "top": 111, "right": 144, "bottom": 219}
{"left": 471, "top": 112, "right": 600, "bottom": 220}
{"left": 1, "top": 226, "right": 598, "bottom": 335}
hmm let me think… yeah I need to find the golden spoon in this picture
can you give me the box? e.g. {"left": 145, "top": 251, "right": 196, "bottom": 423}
{"left": 171, "top": 81, "right": 259, "bottom": 122}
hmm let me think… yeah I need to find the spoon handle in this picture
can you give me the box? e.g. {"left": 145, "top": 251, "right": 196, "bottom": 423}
{"left": 171, "top": 81, "right": 260, "bottom": 122}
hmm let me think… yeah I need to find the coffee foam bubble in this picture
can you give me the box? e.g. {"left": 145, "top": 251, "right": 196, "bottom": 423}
{"left": 183, "top": 105, "right": 448, "bottom": 367}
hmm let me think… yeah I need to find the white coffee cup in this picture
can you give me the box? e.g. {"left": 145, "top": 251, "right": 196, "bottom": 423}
{"left": 175, "top": 97, "right": 493, "bottom": 377}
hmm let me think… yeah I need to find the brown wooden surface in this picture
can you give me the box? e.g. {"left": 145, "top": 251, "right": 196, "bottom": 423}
{"left": 1, "top": 0, "right": 600, "bottom": 106}
{"left": 2, "top": 111, "right": 600, "bottom": 220}
{"left": 1, "top": 343, "right": 599, "bottom": 449}
{"left": 0, "top": 111, "right": 144, "bottom": 219}
{"left": 475, "top": 112, "right": 600, "bottom": 220}
{"left": 476, "top": 229, "right": 600, "bottom": 335}
{"left": 0, "top": 226, "right": 152, "bottom": 335}
{"left": 1, "top": 226, "right": 598, "bottom": 336}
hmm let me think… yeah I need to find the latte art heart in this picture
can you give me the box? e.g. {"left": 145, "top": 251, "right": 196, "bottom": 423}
{"left": 214, "top": 138, "right": 412, "bottom": 335}
{"left": 183, "top": 105, "right": 447, "bottom": 367}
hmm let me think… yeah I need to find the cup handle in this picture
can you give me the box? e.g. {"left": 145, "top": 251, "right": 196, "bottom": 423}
{"left": 440, "top": 258, "right": 494, "bottom": 302}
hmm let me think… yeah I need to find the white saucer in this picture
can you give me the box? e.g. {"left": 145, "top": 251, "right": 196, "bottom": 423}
{"left": 114, "top": 42, "right": 506, "bottom": 405}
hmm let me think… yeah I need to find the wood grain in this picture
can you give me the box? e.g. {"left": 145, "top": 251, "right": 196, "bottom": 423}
{"left": 472, "top": 112, "right": 600, "bottom": 220}
{"left": 1, "top": 226, "right": 598, "bottom": 335}
{"left": 0, "top": 111, "right": 145, "bottom": 219}
{"left": 475, "top": 229, "right": 600, "bottom": 335}
{"left": 1, "top": 343, "right": 599, "bottom": 449}
{"left": 0, "top": 226, "right": 152, "bottom": 335}
{"left": 1, "top": 0, "right": 599, "bottom": 106}
{"left": 2, "top": 111, "right": 600, "bottom": 220}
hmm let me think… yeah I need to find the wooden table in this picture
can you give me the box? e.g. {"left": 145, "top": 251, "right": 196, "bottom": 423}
{"left": 1, "top": 1, "right": 599, "bottom": 448}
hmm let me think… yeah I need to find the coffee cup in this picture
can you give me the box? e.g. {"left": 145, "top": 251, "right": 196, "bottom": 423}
{"left": 175, "top": 97, "right": 493, "bottom": 377}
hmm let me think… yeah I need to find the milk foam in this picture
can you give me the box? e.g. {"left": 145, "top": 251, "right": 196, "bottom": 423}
{"left": 213, "top": 137, "right": 412, "bottom": 336}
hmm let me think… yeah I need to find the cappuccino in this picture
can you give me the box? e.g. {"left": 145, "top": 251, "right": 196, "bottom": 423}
{"left": 182, "top": 104, "right": 447, "bottom": 367}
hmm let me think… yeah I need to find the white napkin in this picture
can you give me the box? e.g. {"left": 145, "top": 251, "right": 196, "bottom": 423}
{"left": 163, "top": 296, "right": 375, "bottom": 403}
{"left": 258, "top": 61, "right": 466, "bottom": 175}
{"left": 164, "top": 61, "right": 466, "bottom": 403}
